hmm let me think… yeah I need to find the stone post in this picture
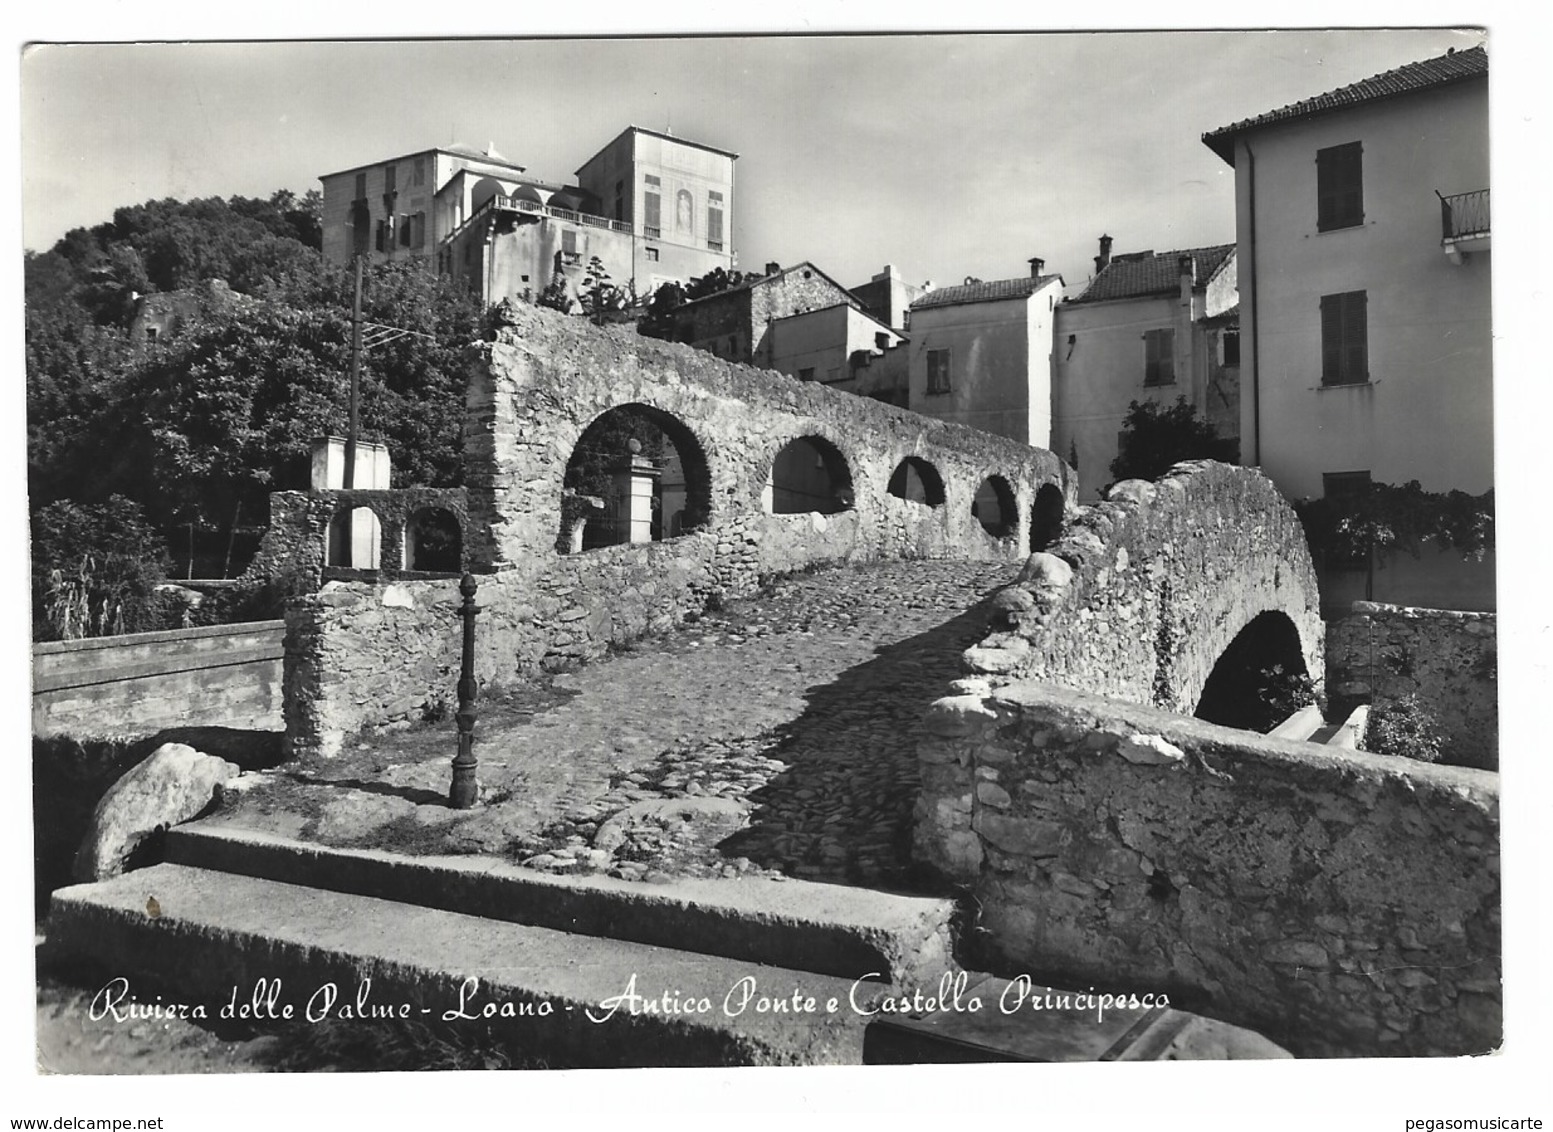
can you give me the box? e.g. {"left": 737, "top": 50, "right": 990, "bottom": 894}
{"left": 609, "top": 438, "right": 661, "bottom": 545}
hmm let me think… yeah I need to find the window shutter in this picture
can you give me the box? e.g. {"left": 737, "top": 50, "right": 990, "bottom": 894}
{"left": 1344, "top": 292, "right": 1368, "bottom": 382}
{"left": 1159, "top": 329, "right": 1174, "bottom": 384}
{"left": 1320, "top": 295, "right": 1342, "bottom": 382}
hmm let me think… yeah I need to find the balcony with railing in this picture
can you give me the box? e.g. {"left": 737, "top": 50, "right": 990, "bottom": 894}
{"left": 442, "top": 193, "right": 637, "bottom": 248}
{"left": 1437, "top": 189, "right": 1490, "bottom": 262}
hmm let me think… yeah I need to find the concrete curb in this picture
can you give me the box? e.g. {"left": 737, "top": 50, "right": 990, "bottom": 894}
{"left": 48, "top": 863, "right": 887, "bottom": 1068}
{"left": 165, "top": 822, "right": 958, "bottom": 985}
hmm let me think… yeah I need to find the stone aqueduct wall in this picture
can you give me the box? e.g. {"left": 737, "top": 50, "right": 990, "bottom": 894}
{"left": 953, "top": 462, "right": 1324, "bottom": 715}
{"left": 285, "top": 304, "right": 1073, "bottom": 755}
{"left": 243, "top": 487, "right": 470, "bottom": 588}
{"left": 915, "top": 682, "right": 1499, "bottom": 1058}
{"left": 1326, "top": 602, "right": 1498, "bottom": 771}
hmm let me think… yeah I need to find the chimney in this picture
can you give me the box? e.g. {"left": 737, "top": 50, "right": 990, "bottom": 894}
{"left": 1028, "top": 256, "right": 1045, "bottom": 278}
{"left": 1094, "top": 234, "right": 1113, "bottom": 275}
{"left": 1178, "top": 253, "right": 1197, "bottom": 291}
{"left": 765, "top": 261, "right": 781, "bottom": 276}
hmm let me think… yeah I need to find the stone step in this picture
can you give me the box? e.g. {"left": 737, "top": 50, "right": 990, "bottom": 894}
{"left": 163, "top": 822, "right": 957, "bottom": 986}
{"left": 1268, "top": 703, "right": 1324, "bottom": 742}
{"left": 46, "top": 863, "right": 884, "bottom": 1068}
{"left": 1326, "top": 703, "right": 1370, "bottom": 750}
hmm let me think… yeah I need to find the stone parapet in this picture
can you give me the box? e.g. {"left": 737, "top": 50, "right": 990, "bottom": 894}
{"left": 913, "top": 680, "right": 1499, "bottom": 1058}
{"left": 1327, "top": 602, "right": 1497, "bottom": 770}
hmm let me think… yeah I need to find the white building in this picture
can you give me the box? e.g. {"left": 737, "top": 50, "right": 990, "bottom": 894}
{"left": 905, "top": 263, "right": 1065, "bottom": 448}
{"left": 1203, "top": 44, "right": 1492, "bottom": 611}
{"left": 1053, "top": 239, "right": 1239, "bottom": 500}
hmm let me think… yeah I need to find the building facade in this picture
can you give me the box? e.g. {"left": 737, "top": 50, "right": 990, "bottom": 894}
{"left": 319, "top": 128, "right": 736, "bottom": 309}
{"left": 1053, "top": 240, "right": 1239, "bottom": 499}
{"left": 1204, "top": 44, "right": 1492, "bottom": 610}
{"left": 904, "top": 266, "right": 1065, "bottom": 448}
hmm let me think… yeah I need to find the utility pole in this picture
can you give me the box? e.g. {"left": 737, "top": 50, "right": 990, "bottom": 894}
{"left": 346, "top": 254, "right": 364, "bottom": 492}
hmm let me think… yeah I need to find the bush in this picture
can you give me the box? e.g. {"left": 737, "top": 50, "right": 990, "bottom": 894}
{"left": 1256, "top": 663, "right": 1323, "bottom": 724}
{"left": 1109, "top": 397, "right": 1236, "bottom": 484}
{"left": 1360, "top": 693, "right": 1447, "bottom": 763}
{"left": 31, "top": 496, "right": 172, "bottom": 640}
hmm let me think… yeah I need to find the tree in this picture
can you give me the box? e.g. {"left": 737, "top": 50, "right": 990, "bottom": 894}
{"left": 537, "top": 271, "right": 574, "bottom": 313}
{"left": 31, "top": 496, "right": 172, "bottom": 640}
{"left": 581, "top": 256, "right": 621, "bottom": 325}
{"left": 637, "top": 280, "right": 688, "bottom": 341}
{"left": 1109, "top": 397, "right": 1236, "bottom": 483}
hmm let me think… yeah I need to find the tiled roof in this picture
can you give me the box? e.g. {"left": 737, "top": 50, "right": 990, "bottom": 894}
{"left": 675, "top": 261, "right": 859, "bottom": 312}
{"left": 1068, "top": 245, "right": 1235, "bottom": 305}
{"left": 1203, "top": 45, "right": 1487, "bottom": 163}
{"left": 911, "top": 274, "right": 1063, "bottom": 311}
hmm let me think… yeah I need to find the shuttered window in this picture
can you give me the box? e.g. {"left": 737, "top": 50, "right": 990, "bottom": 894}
{"left": 643, "top": 175, "right": 662, "bottom": 237}
{"left": 708, "top": 190, "right": 724, "bottom": 251}
{"left": 926, "top": 348, "right": 951, "bottom": 395}
{"left": 1317, "top": 142, "right": 1364, "bottom": 232}
{"left": 1320, "top": 291, "right": 1369, "bottom": 385}
{"left": 1144, "top": 328, "right": 1175, "bottom": 386}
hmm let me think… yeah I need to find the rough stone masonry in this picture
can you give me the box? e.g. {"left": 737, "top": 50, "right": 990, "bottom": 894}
{"left": 915, "top": 682, "right": 1499, "bottom": 1059}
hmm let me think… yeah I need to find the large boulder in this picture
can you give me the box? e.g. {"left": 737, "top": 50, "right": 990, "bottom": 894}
{"left": 73, "top": 743, "right": 240, "bottom": 882}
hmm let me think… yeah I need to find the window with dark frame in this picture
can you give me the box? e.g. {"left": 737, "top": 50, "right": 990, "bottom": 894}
{"left": 1316, "top": 141, "right": 1364, "bottom": 232}
{"left": 1143, "top": 328, "right": 1175, "bottom": 386}
{"left": 1222, "top": 329, "right": 1241, "bottom": 367}
{"left": 1320, "top": 291, "right": 1369, "bottom": 386}
{"left": 926, "top": 348, "right": 951, "bottom": 395}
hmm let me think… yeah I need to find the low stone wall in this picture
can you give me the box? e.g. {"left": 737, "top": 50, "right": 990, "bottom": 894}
{"left": 956, "top": 462, "right": 1323, "bottom": 716}
{"left": 33, "top": 621, "right": 285, "bottom": 739}
{"left": 1327, "top": 602, "right": 1497, "bottom": 771}
{"left": 913, "top": 681, "right": 1500, "bottom": 1058}
{"left": 283, "top": 536, "right": 728, "bottom": 756}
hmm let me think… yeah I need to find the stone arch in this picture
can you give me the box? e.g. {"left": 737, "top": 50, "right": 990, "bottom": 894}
{"left": 470, "top": 177, "right": 507, "bottom": 214}
{"left": 766, "top": 435, "right": 855, "bottom": 515}
{"left": 403, "top": 507, "right": 463, "bottom": 572}
{"left": 1030, "top": 482, "right": 1066, "bottom": 551}
{"left": 887, "top": 457, "right": 946, "bottom": 508}
{"left": 964, "top": 464, "right": 1323, "bottom": 719}
{"left": 973, "top": 475, "right": 1018, "bottom": 537}
{"left": 559, "top": 402, "right": 713, "bottom": 553}
{"left": 1194, "top": 611, "right": 1311, "bottom": 731}
{"left": 326, "top": 506, "right": 382, "bottom": 569}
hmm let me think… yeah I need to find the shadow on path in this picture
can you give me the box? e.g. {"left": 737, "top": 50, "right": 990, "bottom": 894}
{"left": 718, "top": 587, "right": 1002, "bottom": 893}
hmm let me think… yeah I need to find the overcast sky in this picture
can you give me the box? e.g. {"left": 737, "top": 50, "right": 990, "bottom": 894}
{"left": 21, "top": 29, "right": 1482, "bottom": 293}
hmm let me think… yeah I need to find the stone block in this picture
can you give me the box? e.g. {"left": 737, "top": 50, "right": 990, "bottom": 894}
{"left": 74, "top": 743, "right": 241, "bottom": 882}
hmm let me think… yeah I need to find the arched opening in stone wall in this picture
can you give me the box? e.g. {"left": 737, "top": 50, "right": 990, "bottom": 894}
{"left": 973, "top": 475, "right": 1018, "bottom": 537}
{"left": 766, "top": 436, "right": 854, "bottom": 515}
{"left": 326, "top": 506, "right": 382, "bottom": 569}
{"left": 1030, "top": 483, "right": 1066, "bottom": 551}
{"left": 1194, "top": 611, "right": 1312, "bottom": 732}
{"left": 403, "top": 507, "right": 462, "bottom": 572}
{"left": 560, "top": 403, "right": 712, "bottom": 553}
{"left": 887, "top": 457, "right": 946, "bottom": 508}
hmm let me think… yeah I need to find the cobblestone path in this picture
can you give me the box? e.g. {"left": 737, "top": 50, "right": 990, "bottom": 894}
{"left": 220, "top": 560, "right": 1019, "bottom": 892}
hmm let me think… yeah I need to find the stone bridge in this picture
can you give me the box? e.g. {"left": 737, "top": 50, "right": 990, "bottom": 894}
{"left": 284, "top": 303, "right": 1075, "bottom": 755}
{"left": 954, "top": 461, "right": 1324, "bottom": 719}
